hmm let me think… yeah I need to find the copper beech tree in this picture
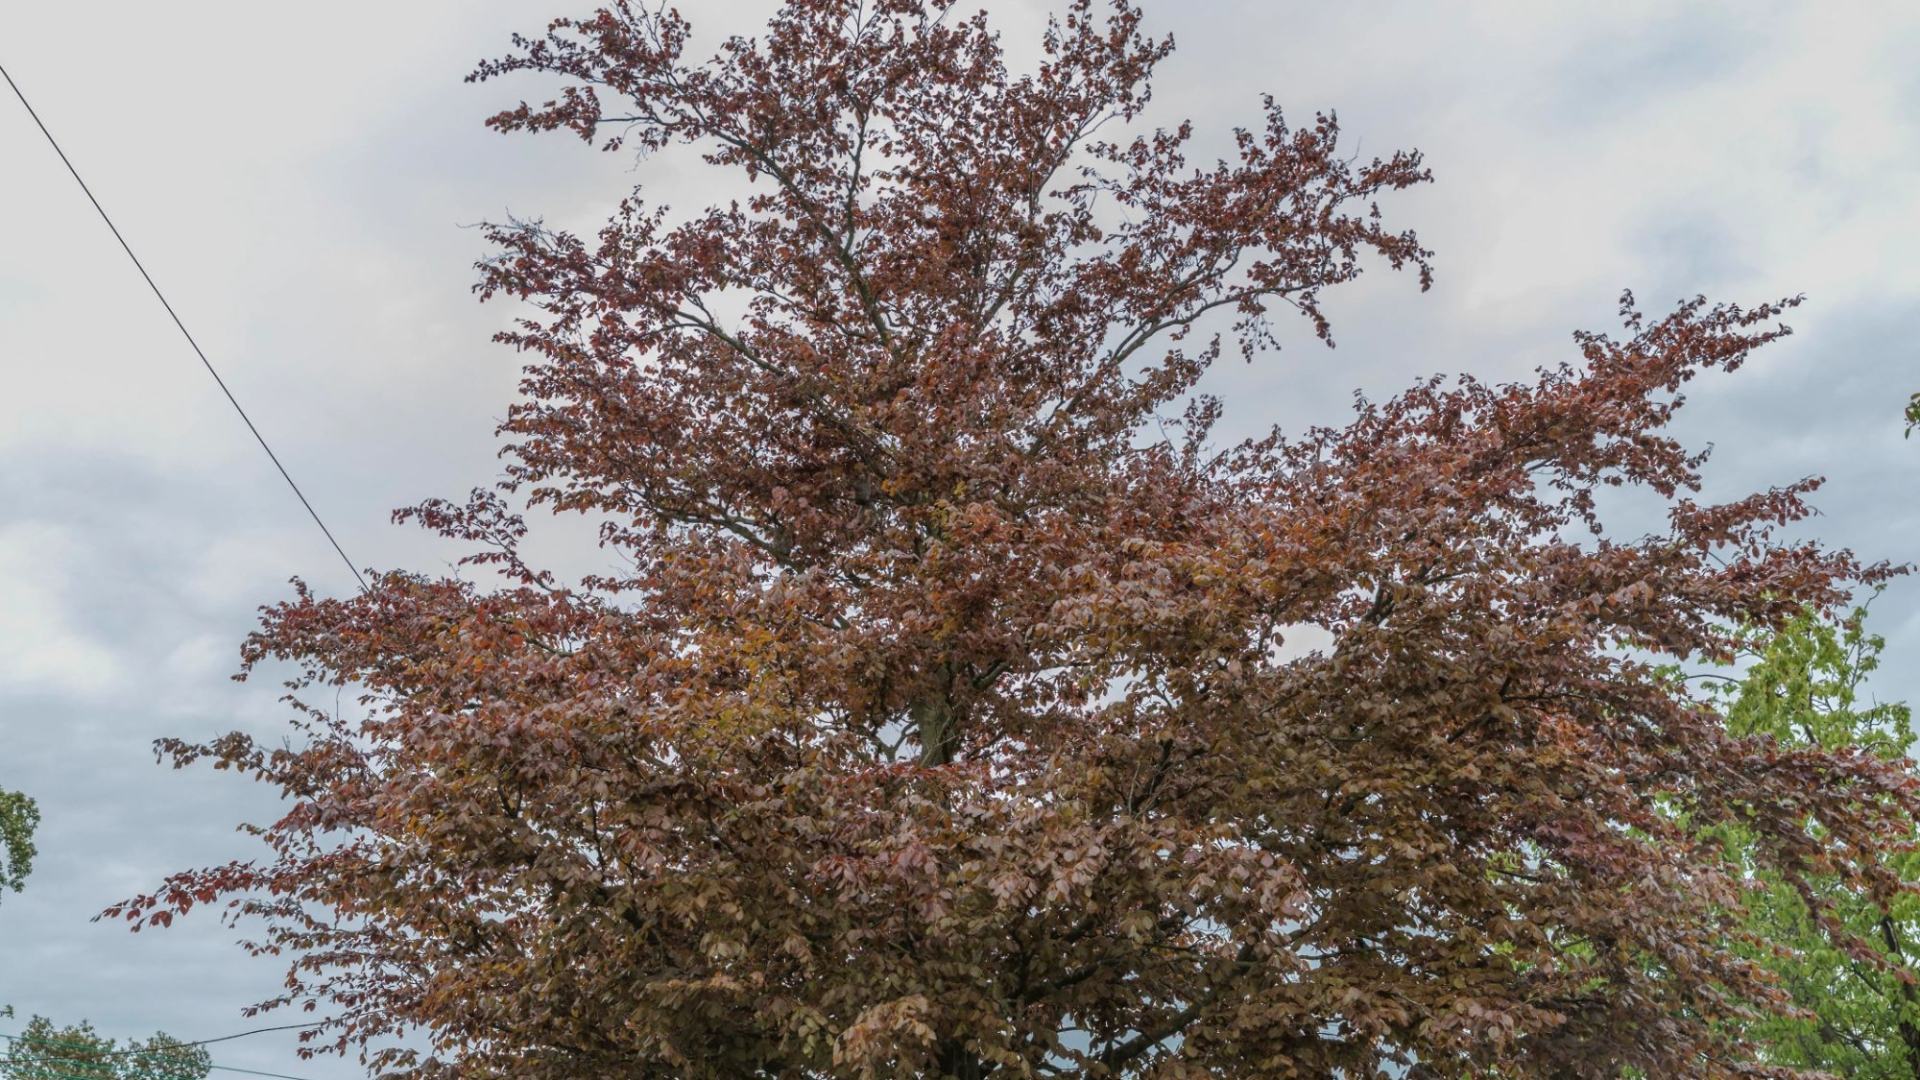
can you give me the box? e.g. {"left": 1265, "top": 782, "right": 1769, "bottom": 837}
{"left": 115, "top": 1, "right": 1917, "bottom": 1076}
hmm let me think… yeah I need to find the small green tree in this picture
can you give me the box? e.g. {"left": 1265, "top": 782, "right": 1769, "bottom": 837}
{"left": 1709, "top": 606, "right": 1920, "bottom": 1076}
{"left": 0, "top": 787, "right": 34, "bottom": 902}
{"left": 0, "top": 1017, "right": 209, "bottom": 1080}
{"left": 0, "top": 787, "right": 35, "bottom": 1021}
{"left": 1905, "top": 390, "right": 1918, "bottom": 437}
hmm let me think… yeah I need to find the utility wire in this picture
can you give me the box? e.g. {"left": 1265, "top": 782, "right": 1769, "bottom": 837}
{"left": 0, "top": 60, "right": 369, "bottom": 593}
{"left": 202, "top": 1065, "right": 323, "bottom": 1080}
{"left": 1, "top": 55, "right": 367, "bottom": 1080}
{"left": 1, "top": 57, "right": 365, "bottom": 1080}
{"left": 0, "top": 1024, "right": 320, "bottom": 1059}
{"left": 205, "top": 1066, "right": 322, "bottom": 1080}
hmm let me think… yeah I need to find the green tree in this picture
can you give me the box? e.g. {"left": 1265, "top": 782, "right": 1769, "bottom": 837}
{"left": 0, "top": 787, "right": 35, "bottom": 901}
{"left": 0, "top": 787, "right": 36, "bottom": 1021}
{"left": 1905, "top": 390, "right": 1918, "bottom": 436}
{"left": 1709, "top": 606, "right": 1920, "bottom": 1076}
{"left": 0, "top": 1017, "right": 209, "bottom": 1080}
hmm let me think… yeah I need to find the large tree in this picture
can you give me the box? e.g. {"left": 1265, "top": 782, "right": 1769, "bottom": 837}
{"left": 115, "top": 1, "right": 1917, "bottom": 1076}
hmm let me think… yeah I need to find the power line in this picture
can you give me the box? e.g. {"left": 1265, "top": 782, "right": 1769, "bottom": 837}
{"left": 206, "top": 1066, "right": 323, "bottom": 1080}
{"left": 203, "top": 1065, "right": 324, "bottom": 1080}
{"left": 0, "top": 60, "right": 369, "bottom": 593}
{"left": 0, "top": 1023, "right": 319, "bottom": 1059}
{"left": 1, "top": 56, "right": 367, "bottom": 1080}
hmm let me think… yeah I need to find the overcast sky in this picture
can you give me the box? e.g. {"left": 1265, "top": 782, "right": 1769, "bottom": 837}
{"left": 2, "top": 2, "right": 1917, "bottom": 1076}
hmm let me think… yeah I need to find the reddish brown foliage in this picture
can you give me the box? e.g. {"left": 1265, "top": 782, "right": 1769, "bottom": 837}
{"left": 117, "top": 2, "right": 1916, "bottom": 1076}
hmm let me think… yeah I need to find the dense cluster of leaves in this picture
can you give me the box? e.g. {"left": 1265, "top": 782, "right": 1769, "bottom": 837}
{"left": 0, "top": 787, "right": 36, "bottom": 902}
{"left": 0, "top": 1017, "right": 209, "bottom": 1080}
{"left": 115, "top": 1, "right": 1918, "bottom": 1076}
{"left": 1706, "top": 608, "right": 1920, "bottom": 1076}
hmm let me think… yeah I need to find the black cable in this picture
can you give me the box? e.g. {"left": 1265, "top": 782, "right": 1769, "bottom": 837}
{"left": 0, "top": 60, "right": 369, "bottom": 593}
{"left": 0, "top": 1022, "right": 321, "bottom": 1059}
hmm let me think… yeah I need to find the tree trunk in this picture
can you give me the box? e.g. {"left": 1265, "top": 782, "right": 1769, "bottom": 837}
{"left": 914, "top": 693, "right": 959, "bottom": 766}
{"left": 1874, "top": 914, "right": 1920, "bottom": 1076}
{"left": 936, "top": 1040, "right": 991, "bottom": 1079}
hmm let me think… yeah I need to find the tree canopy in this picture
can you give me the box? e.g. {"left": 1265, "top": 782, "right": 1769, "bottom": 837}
{"left": 1708, "top": 607, "right": 1920, "bottom": 1076}
{"left": 0, "top": 787, "right": 36, "bottom": 903}
{"left": 114, "top": 1, "right": 1917, "bottom": 1076}
{"left": 0, "top": 1017, "right": 209, "bottom": 1080}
